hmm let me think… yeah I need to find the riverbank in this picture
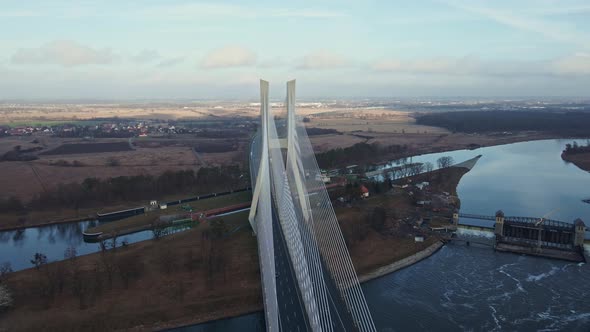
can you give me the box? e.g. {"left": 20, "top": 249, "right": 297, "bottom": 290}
{"left": 562, "top": 151, "right": 590, "bottom": 172}
{"left": 0, "top": 130, "right": 559, "bottom": 231}
{"left": 359, "top": 241, "right": 444, "bottom": 283}
{"left": 0, "top": 217, "right": 263, "bottom": 332}
{"left": 0, "top": 189, "right": 252, "bottom": 232}
{"left": 0, "top": 162, "right": 471, "bottom": 331}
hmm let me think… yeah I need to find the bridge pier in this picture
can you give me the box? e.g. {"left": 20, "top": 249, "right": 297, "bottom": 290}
{"left": 494, "top": 210, "right": 505, "bottom": 237}
{"left": 575, "top": 219, "right": 586, "bottom": 247}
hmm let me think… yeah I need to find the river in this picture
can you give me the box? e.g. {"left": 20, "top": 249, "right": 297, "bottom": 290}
{"left": 171, "top": 138, "right": 590, "bottom": 331}
{"left": 2, "top": 139, "right": 590, "bottom": 330}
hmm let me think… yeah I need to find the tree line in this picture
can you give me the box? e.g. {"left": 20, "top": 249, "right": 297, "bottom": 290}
{"left": 0, "top": 217, "right": 232, "bottom": 322}
{"left": 0, "top": 165, "right": 247, "bottom": 213}
{"left": 416, "top": 110, "right": 590, "bottom": 134}
{"left": 316, "top": 142, "right": 408, "bottom": 169}
{"left": 563, "top": 141, "right": 590, "bottom": 155}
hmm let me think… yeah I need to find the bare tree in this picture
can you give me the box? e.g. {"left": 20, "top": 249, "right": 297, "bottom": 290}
{"left": 30, "top": 252, "right": 48, "bottom": 270}
{"left": 100, "top": 252, "right": 116, "bottom": 290}
{"left": 64, "top": 246, "right": 86, "bottom": 308}
{"left": 437, "top": 156, "right": 454, "bottom": 169}
{"left": 183, "top": 249, "right": 201, "bottom": 273}
{"left": 0, "top": 284, "right": 13, "bottom": 311}
{"left": 110, "top": 233, "right": 119, "bottom": 251}
{"left": 151, "top": 221, "right": 167, "bottom": 240}
{"left": 98, "top": 240, "right": 108, "bottom": 252}
{"left": 369, "top": 207, "right": 387, "bottom": 232}
{"left": 116, "top": 255, "right": 144, "bottom": 289}
{"left": 158, "top": 249, "right": 176, "bottom": 275}
{"left": 0, "top": 262, "right": 12, "bottom": 283}
{"left": 425, "top": 162, "right": 434, "bottom": 173}
{"left": 64, "top": 246, "right": 77, "bottom": 261}
{"left": 410, "top": 163, "right": 425, "bottom": 176}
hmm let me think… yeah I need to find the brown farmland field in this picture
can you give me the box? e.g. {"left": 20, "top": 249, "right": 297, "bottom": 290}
{"left": 40, "top": 142, "right": 133, "bottom": 155}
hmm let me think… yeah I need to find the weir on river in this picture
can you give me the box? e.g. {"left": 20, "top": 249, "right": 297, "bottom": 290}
{"left": 454, "top": 210, "right": 587, "bottom": 262}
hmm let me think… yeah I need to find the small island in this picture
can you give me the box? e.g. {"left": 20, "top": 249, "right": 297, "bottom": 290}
{"left": 562, "top": 141, "right": 590, "bottom": 172}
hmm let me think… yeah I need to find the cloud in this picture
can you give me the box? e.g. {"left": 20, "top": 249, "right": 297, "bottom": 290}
{"left": 156, "top": 57, "right": 185, "bottom": 68}
{"left": 258, "top": 56, "right": 289, "bottom": 68}
{"left": 297, "top": 50, "right": 350, "bottom": 70}
{"left": 372, "top": 58, "right": 459, "bottom": 74}
{"left": 201, "top": 46, "right": 257, "bottom": 69}
{"left": 371, "top": 54, "right": 590, "bottom": 77}
{"left": 140, "top": 3, "right": 346, "bottom": 20}
{"left": 441, "top": 0, "right": 590, "bottom": 49}
{"left": 11, "top": 40, "right": 116, "bottom": 67}
{"left": 131, "top": 49, "right": 161, "bottom": 63}
{"left": 552, "top": 53, "right": 590, "bottom": 75}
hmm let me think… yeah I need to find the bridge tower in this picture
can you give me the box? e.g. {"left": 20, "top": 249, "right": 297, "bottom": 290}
{"left": 574, "top": 218, "right": 586, "bottom": 247}
{"left": 494, "top": 210, "right": 505, "bottom": 237}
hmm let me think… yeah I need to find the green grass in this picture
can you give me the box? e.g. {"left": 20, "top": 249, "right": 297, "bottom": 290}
{"left": 185, "top": 191, "right": 252, "bottom": 211}
{"left": 87, "top": 191, "right": 252, "bottom": 235}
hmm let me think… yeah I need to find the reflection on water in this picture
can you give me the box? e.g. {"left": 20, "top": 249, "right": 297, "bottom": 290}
{"left": 0, "top": 220, "right": 152, "bottom": 271}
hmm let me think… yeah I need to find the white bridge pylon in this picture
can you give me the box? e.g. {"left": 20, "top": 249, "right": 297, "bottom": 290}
{"left": 249, "top": 80, "right": 376, "bottom": 332}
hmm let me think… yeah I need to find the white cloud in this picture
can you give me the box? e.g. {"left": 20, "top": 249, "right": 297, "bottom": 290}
{"left": 131, "top": 49, "right": 161, "bottom": 63}
{"left": 201, "top": 46, "right": 257, "bottom": 69}
{"left": 258, "top": 56, "right": 289, "bottom": 68}
{"left": 371, "top": 54, "right": 590, "bottom": 77}
{"left": 552, "top": 53, "right": 590, "bottom": 75}
{"left": 372, "top": 58, "right": 458, "bottom": 74}
{"left": 11, "top": 40, "right": 116, "bottom": 67}
{"left": 297, "top": 50, "right": 350, "bottom": 70}
{"left": 442, "top": 0, "right": 590, "bottom": 49}
{"left": 156, "top": 57, "right": 185, "bottom": 68}
{"left": 140, "top": 3, "right": 346, "bottom": 20}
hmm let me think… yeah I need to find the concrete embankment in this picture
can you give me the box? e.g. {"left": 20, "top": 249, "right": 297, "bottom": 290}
{"left": 359, "top": 241, "right": 444, "bottom": 283}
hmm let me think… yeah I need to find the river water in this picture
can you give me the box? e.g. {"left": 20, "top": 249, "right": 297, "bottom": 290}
{"left": 0, "top": 220, "right": 154, "bottom": 271}
{"left": 2, "top": 139, "right": 590, "bottom": 330}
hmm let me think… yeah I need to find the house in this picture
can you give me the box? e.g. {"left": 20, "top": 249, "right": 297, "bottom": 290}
{"left": 159, "top": 203, "right": 168, "bottom": 210}
{"left": 360, "top": 185, "right": 369, "bottom": 198}
{"left": 414, "top": 236, "right": 425, "bottom": 242}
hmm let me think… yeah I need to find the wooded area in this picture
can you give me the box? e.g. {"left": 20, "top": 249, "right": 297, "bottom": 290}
{"left": 0, "top": 165, "right": 247, "bottom": 213}
{"left": 316, "top": 142, "right": 408, "bottom": 169}
{"left": 416, "top": 111, "right": 590, "bottom": 134}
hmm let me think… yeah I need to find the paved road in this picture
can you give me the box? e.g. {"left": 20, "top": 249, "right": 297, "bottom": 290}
{"left": 251, "top": 127, "right": 358, "bottom": 331}
{"left": 272, "top": 199, "right": 310, "bottom": 331}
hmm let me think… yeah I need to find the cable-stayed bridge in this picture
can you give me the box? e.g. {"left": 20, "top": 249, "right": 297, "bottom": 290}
{"left": 248, "top": 80, "right": 376, "bottom": 332}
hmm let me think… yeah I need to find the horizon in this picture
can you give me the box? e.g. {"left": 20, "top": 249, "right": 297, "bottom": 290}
{"left": 2, "top": 0, "right": 590, "bottom": 99}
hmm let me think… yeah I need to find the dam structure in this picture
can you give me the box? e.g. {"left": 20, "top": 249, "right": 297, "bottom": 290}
{"left": 454, "top": 211, "right": 587, "bottom": 262}
{"left": 249, "top": 80, "right": 376, "bottom": 331}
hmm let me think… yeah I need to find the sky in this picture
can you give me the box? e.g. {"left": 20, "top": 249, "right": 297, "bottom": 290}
{"left": 1, "top": 0, "right": 589, "bottom": 99}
